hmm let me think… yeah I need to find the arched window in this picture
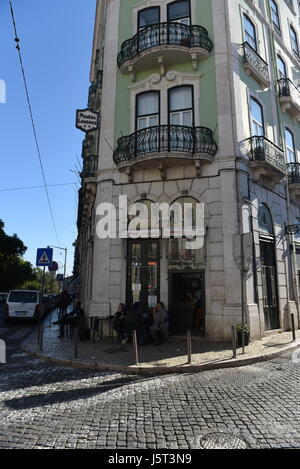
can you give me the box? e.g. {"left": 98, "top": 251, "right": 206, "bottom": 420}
{"left": 243, "top": 14, "right": 257, "bottom": 50}
{"left": 258, "top": 204, "right": 274, "bottom": 235}
{"left": 277, "top": 54, "right": 287, "bottom": 79}
{"left": 290, "top": 25, "right": 299, "bottom": 56}
{"left": 285, "top": 128, "right": 296, "bottom": 163}
{"left": 250, "top": 97, "right": 264, "bottom": 136}
{"left": 270, "top": 0, "right": 281, "bottom": 32}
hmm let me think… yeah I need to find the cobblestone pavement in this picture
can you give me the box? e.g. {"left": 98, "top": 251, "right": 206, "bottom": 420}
{"left": 0, "top": 349, "right": 299, "bottom": 449}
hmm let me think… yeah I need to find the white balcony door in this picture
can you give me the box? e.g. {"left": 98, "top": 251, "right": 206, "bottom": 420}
{"left": 136, "top": 92, "right": 160, "bottom": 154}
{"left": 138, "top": 7, "right": 160, "bottom": 51}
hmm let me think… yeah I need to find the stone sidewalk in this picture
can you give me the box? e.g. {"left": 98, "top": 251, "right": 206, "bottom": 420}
{"left": 21, "top": 311, "right": 300, "bottom": 375}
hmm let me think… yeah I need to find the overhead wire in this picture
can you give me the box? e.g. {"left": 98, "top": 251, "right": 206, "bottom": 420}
{"left": 8, "top": 0, "right": 61, "bottom": 244}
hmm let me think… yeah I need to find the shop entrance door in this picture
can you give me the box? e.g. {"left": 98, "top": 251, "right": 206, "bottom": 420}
{"left": 260, "top": 240, "right": 279, "bottom": 330}
{"left": 127, "top": 240, "right": 160, "bottom": 313}
{"left": 169, "top": 272, "right": 205, "bottom": 336}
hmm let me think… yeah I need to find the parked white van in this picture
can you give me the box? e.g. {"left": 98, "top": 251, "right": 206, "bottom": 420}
{"left": 7, "top": 290, "right": 43, "bottom": 322}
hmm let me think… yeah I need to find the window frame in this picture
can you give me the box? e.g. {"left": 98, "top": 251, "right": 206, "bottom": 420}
{"left": 138, "top": 6, "right": 161, "bottom": 31}
{"left": 135, "top": 90, "right": 161, "bottom": 131}
{"left": 285, "top": 127, "right": 296, "bottom": 163}
{"left": 250, "top": 96, "right": 265, "bottom": 137}
{"left": 167, "top": 0, "right": 192, "bottom": 25}
{"left": 269, "top": 0, "right": 281, "bottom": 32}
{"left": 290, "top": 25, "right": 300, "bottom": 57}
{"left": 167, "top": 85, "right": 195, "bottom": 127}
{"left": 277, "top": 54, "right": 287, "bottom": 79}
{"left": 243, "top": 14, "right": 258, "bottom": 51}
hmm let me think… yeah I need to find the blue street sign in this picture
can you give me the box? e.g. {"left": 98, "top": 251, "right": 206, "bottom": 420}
{"left": 36, "top": 248, "right": 53, "bottom": 267}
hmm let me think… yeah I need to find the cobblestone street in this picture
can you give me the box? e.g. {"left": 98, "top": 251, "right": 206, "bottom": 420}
{"left": 0, "top": 349, "right": 299, "bottom": 449}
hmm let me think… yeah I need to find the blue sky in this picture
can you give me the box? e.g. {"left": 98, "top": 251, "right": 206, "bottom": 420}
{"left": 0, "top": 0, "right": 96, "bottom": 276}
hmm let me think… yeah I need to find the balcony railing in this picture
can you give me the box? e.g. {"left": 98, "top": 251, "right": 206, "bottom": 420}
{"left": 82, "top": 155, "right": 98, "bottom": 178}
{"left": 246, "top": 136, "right": 286, "bottom": 173}
{"left": 117, "top": 22, "right": 213, "bottom": 69}
{"left": 242, "top": 42, "right": 269, "bottom": 86}
{"left": 287, "top": 162, "right": 300, "bottom": 184}
{"left": 278, "top": 78, "right": 300, "bottom": 105}
{"left": 113, "top": 125, "right": 218, "bottom": 166}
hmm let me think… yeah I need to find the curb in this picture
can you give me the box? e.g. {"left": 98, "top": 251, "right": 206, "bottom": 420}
{"left": 21, "top": 339, "right": 300, "bottom": 376}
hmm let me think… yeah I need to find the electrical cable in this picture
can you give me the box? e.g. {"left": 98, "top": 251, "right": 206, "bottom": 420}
{"left": 9, "top": 0, "right": 61, "bottom": 244}
{"left": 0, "top": 182, "right": 77, "bottom": 192}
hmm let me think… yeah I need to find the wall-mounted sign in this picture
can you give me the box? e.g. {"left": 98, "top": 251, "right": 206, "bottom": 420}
{"left": 76, "top": 108, "right": 99, "bottom": 133}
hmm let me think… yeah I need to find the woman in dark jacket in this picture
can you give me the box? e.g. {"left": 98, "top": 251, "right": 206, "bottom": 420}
{"left": 113, "top": 303, "right": 128, "bottom": 344}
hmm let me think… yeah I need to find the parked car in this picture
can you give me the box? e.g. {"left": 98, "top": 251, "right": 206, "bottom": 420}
{"left": 6, "top": 290, "right": 43, "bottom": 323}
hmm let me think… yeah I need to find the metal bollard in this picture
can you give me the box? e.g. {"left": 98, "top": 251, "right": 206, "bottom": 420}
{"left": 291, "top": 314, "right": 296, "bottom": 342}
{"left": 132, "top": 330, "right": 139, "bottom": 365}
{"left": 74, "top": 327, "right": 79, "bottom": 359}
{"left": 39, "top": 325, "right": 44, "bottom": 352}
{"left": 232, "top": 325, "right": 237, "bottom": 359}
{"left": 187, "top": 329, "right": 192, "bottom": 365}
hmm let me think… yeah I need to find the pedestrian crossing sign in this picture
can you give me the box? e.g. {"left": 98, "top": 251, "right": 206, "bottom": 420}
{"left": 36, "top": 248, "right": 53, "bottom": 267}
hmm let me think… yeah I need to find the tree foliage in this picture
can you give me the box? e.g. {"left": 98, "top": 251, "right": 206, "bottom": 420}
{"left": 23, "top": 269, "right": 60, "bottom": 294}
{"left": 0, "top": 220, "right": 34, "bottom": 292}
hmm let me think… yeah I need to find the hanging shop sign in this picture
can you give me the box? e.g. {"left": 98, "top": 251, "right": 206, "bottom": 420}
{"left": 76, "top": 108, "right": 99, "bottom": 133}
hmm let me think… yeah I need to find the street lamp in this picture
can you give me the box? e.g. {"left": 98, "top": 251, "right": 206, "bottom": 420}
{"left": 47, "top": 245, "right": 67, "bottom": 290}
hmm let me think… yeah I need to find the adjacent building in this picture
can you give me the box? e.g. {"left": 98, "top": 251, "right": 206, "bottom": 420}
{"left": 75, "top": 0, "right": 300, "bottom": 341}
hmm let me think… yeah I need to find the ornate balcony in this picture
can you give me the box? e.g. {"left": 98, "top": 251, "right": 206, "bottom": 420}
{"left": 113, "top": 125, "right": 218, "bottom": 176}
{"left": 242, "top": 42, "right": 269, "bottom": 88}
{"left": 287, "top": 162, "right": 300, "bottom": 201}
{"left": 278, "top": 78, "right": 300, "bottom": 120}
{"left": 246, "top": 136, "right": 286, "bottom": 186}
{"left": 117, "top": 22, "right": 213, "bottom": 79}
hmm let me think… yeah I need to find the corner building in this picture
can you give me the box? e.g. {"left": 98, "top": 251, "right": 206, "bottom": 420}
{"left": 76, "top": 0, "right": 300, "bottom": 341}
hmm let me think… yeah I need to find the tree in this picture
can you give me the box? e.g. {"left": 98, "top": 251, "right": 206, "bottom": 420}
{"left": 0, "top": 220, "right": 35, "bottom": 291}
{"left": 23, "top": 268, "right": 60, "bottom": 294}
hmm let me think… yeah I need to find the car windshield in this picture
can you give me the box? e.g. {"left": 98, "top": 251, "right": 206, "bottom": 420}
{"left": 9, "top": 292, "right": 38, "bottom": 303}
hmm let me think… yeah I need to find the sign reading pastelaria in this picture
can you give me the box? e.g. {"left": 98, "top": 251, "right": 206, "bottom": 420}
{"left": 76, "top": 108, "right": 99, "bottom": 132}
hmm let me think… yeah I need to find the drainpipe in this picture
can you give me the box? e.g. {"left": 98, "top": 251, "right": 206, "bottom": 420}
{"left": 223, "top": 0, "right": 246, "bottom": 350}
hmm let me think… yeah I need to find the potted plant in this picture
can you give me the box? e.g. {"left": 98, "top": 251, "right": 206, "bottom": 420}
{"left": 236, "top": 323, "right": 250, "bottom": 347}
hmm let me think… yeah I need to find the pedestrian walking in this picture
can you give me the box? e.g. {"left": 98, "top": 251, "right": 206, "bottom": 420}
{"left": 149, "top": 302, "right": 169, "bottom": 345}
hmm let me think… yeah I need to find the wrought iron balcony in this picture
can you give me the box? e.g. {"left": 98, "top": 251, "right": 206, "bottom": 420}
{"left": 113, "top": 125, "right": 218, "bottom": 170}
{"left": 118, "top": 22, "right": 213, "bottom": 76}
{"left": 287, "top": 162, "right": 300, "bottom": 183}
{"left": 278, "top": 78, "right": 300, "bottom": 119}
{"left": 242, "top": 42, "right": 269, "bottom": 87}
{"left": 287, "top": 162, "right": 300, "bottom": 201}
{"left": 81, "top": 155, "right": 98, "bottom": 179}
{"left": 246, "top": 136, "right": 286, "bottom": 185}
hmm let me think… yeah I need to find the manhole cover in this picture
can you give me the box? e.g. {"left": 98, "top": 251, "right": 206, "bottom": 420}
{"left": 200, "top": 433, "right": 248, "bottom": 449}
